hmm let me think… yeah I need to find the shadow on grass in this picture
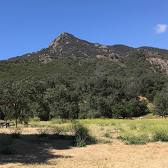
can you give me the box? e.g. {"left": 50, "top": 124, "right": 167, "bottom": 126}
{"left": 0, "top": 133, "right": 74, "bottom": 165}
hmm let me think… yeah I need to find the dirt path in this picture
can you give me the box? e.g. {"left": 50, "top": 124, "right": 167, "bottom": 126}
{"left": 1, "top": 141, "right": 168, "bottom": 168}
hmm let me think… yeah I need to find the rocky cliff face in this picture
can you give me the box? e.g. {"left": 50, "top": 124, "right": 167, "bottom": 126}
{"left": 147, "top": 57, "right": 168, "bottom": 75}
{"left": 47, "top": 32, "right": 126, "bottom": 60}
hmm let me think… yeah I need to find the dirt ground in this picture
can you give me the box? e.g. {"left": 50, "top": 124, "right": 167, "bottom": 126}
{"left": 1, "top": 140, "right": 168, "bottom": 168}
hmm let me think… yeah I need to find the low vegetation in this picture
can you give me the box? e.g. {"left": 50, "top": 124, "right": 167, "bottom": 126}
{"left": 119, "top": 133, "right": 149, "bottom": 144}
{"left": 73, "top": 122, "right": 96, "bottom": 147}
{"left": 153, "top": 129, "right": 168, "bottom": 142}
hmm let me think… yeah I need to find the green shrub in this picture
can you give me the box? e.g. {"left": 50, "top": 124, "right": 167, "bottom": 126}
{"left": 73, "top": 123, "right": 95, "bottom": 147}
{"left": 154, "top": 87, "right": 168, "bottom": 117}
{"left": 112, "top": 99, "right": 149, "bottom": 118}
{"left": 153, "top": 129, "right": 168, "bottom": 142}
{"left": 119, "top": 133, "right": 149, "bottom": 145}
{"left": 75, "top": 136, "right": 87, "bottom": 147}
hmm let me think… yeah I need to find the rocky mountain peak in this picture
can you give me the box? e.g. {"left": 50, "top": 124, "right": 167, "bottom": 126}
{"left": 49, "top": 32, "right": 79, "bottom": 48}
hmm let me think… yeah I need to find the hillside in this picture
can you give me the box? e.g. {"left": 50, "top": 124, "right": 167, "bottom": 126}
{"left": 0, "top": 33, "right": 168, "bottom": 120}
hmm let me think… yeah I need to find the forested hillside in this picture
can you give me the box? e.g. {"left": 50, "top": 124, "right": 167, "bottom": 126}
{"left": 0, "top": 33, "right": 168, "bottom": 124}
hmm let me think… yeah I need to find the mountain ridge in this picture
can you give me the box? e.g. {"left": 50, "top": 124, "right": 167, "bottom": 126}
{"left": 4, "top": 32, "right": 168, "bottom": 60}
{"left": 1, "top": 32, "right": 167, "bottom": 75}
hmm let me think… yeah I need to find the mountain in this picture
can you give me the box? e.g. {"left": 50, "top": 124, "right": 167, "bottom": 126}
{"left": 0, "top": 32, "right": 167, "bottom": 84}
{"left": 0, "top": 32, "right": 168, "bottom": 119}
{"left": 2, "top": 32, "right": 167, "bottom": 75}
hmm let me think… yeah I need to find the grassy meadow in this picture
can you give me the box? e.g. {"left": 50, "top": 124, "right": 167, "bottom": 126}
{"left": 26, "top": 118, "right": 168, "bottom": 144}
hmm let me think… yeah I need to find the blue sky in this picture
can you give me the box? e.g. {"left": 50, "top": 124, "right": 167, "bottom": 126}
{"left": 0, "top": 0, "right": 168, "bottom": 60}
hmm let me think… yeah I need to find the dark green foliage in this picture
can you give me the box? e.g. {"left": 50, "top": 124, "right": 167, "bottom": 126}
{"left": 73, "top": 123, "right": 95, "bottom": 147}
{"left": 0, "top": 110, "right": 5, "bottom": 120}
{"left": 111, "top": 99, "right": 149, "bottom": 118}
{"left": 154, "top": 86, "right": 168, "bottom": 117}
{"left": 0, "top": 49, "right": 167, "bottom": 120}
{"left": 153, "top": 129, "right": 168, "bottom": 142}
{"left": 0, "top": 80, "right": 32, "bottom": 127}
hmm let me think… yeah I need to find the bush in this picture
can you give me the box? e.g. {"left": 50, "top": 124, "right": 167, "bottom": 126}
{"left": 38, "top": 106, "right": 50, "bottom": 121}
{"left": 119, "top": 133, "right": 149, "bottom": 145}
{"left": 153, "top": 129, "right": 168, "bottom": 142}
{"left": 112, "top": 99, "right": 149, "bottom": 118}
{"left": 73, "top": 123, "right": 95, "bottom": 147}
{"left": 154, "top": 87, "right": 168, "bottom": 117}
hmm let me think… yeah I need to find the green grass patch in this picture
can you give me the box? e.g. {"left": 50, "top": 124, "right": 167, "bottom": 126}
{"left": 28, "top": 118, "right": 168, "bottom": 145}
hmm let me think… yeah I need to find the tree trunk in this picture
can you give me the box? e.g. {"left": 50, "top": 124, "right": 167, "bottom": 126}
{"left": 15, "top": 118, "right": 18, "bottom": 128}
